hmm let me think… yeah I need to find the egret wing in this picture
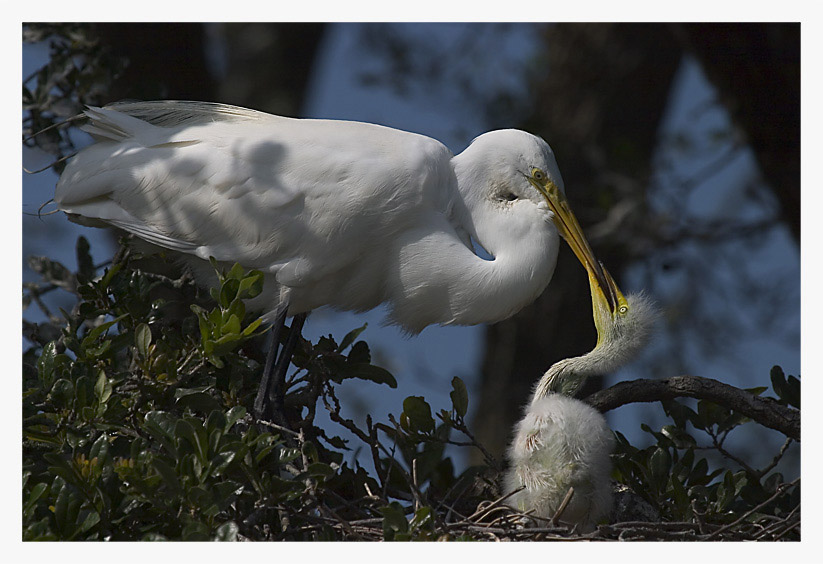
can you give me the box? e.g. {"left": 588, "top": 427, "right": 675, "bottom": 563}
{"left": 56, "top": 102, "right": 457, "bottom": 287}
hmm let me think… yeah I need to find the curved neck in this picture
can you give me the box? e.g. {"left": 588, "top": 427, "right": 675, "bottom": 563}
{"left": 530, "top": 312, "right": 647, "bottom": 405}
{"left": 530, "top": 348, "right": 610, "bottom": 405}
{"left": 390, "top": 214, "right": 558, "bottom": 333}
{"left": 453, "top": 224, "right": 558, "bottom": 325}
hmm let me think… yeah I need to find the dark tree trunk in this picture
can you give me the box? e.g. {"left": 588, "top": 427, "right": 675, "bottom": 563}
{"left": 92, "top": 23, "right": 327, "bottom": 118}
{"left": 677, "top": 23, "right": 800, "bottom": 243}
{"left": 94, "top": 23, "right": 216, "bottom": 102}
{"left": 472, "top": 23, "right": 683, "bottom": 462}
{"left": 217, "top": 23, "right": 327, "bottom": 116}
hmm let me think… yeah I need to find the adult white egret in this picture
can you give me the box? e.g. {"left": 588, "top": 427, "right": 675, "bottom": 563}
{"left": 53, "top": 101, "right": 616, "bottom": 421}
{"left": 505, "top": 263, "right": 654, "bottom": 532}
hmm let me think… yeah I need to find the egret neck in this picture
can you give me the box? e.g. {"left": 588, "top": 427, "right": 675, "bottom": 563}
{"left": 531, "top": 264, "right": 655, "bottom": 402}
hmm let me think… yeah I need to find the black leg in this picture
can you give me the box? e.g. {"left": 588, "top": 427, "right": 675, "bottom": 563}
{"left": 254, "top": 306, "right": 288, "bottom": 420}
{"left": 267, "top": 313, "right": 307, "bottom": 426}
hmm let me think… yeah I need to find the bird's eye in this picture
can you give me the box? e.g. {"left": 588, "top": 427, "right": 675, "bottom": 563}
{"left": 503, "top": 192, "right": 518, "bottom": 202}
{"left": 531, "top": 168, "right": 547, "bottom": 182}
{"left": 618, "top": 305, "right": 629, "bottom": 315}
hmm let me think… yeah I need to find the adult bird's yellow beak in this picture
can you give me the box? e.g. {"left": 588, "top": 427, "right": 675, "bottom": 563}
{"left": 529, "top": 176, "right": 618, "bottom": 313}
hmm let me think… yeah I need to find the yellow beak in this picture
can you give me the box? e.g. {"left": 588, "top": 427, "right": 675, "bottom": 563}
{"left": 587, "top": 261, "right": 628, "bottom": 342}
{"left": 530, "top": 176, "right": 620, "bottom": 313}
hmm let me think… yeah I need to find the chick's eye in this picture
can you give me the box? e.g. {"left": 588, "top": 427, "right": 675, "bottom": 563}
{"left": 501, "top": 192, "right": 518, "bottom": 202}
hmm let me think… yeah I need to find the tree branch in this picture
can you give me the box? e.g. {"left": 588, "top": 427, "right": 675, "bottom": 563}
{"left": 585, "top": 375, "right": 799, "bottom": 441}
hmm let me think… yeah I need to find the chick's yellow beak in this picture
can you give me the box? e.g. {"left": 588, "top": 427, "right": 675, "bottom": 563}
{"left": 530, "top": 176, "right": 618, "bottom": 313}
{"left": 587, "top": 261, "right": 628, "bottom": 337}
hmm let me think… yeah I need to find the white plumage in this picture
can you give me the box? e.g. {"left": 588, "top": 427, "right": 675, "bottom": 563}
{"left": 54, "top": 101, "right": 591, "bottom": 334}
{"left": 505, "top": 394, "right": 614, "bottom": 532}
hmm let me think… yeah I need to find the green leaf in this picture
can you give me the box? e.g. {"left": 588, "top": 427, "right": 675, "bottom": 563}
{"left": 37, "top": 341, "right": 57, "bottom": 384}
{"left": 219, "top": 278, "right": 241, "bottom": 307}
{"left": 44, "top": 454, "right": 76, "bottom": 486}
{"left": 770, "top": 365, "right": 788, "bottom": 400}
{"left": 670, "top": 474, "right": 689, "bottom": 513}
{"left": 209, "top": 452, "right": 237, "bottom": 477}
{"left": 227, "top": 262, "right": 245, "bottom": 281}
{"left": 206, "top": 410, "right": 228, "bottom": 437}
{"left": 237, "top": 270, "right": 264, "bottom": 300}
{"left": 409, "top": 506, "right": 433, "bottom": 530}
{"left": 77, "top": 511, "right": 101, "bottom": 535}
{"left": 717, "top": 412, "right": 748, "bottom": 433}
{"left": 716, "top": 482, "right": 734, "bottom": 511}
{"left": 181, "top": 519, "right": 210, "bottom": 541}
{"left": 175, "top": 390, "right": 223, "bottom": 414}
{"left": 207, "top": 307, "right": 222, "bottom": 329}
{"left": 338, "top": 323, "right": 368, "bottom": 352}
{"left": 661, "top": 399, "right": 698, "bottom": 429}
{"left": 225, "top": 406, "right": 247, "bottom": 431}
{"left": 347, "top": 340, "right": 371, "bottom": 364}
{"left": 241, "top": 317, "right": 264, "bottom": 337}
{"left": 660, "top": 425, "right": 696, "bottom": 448}
{"left": 696, "top": 400, "right": 728, "bottom": 430}
{"left": 302, "top": 441, "right": 320, "bottom": 464}
{"left": 785, "top": 375, "right": 801, "bottom": 408}
{"left": 211, "top": 333, "right": 242, "bottom": 356}
{"left": 53, "top": 483, "right": 83, "bottom": 539}
{"left": 222, "top": 314, "right": 241, "bottom": 336}
{"left": 403, "top": 396, "right": 435, "bottom": 434}
{"left": 93, "top": 370, "right": 112, "bottom": 404}
{"left": 379, "top": 502, "right": 409, "bottom": 539}
{"left": 135, "top": 323, "right": 152, "bottom": 357}
{"left": 85, "top": 339, "right": 112, "bottom": 359}
{"left": 176, "top": 419, "right": 208, "bottom": 463}
{"left": 277, "top": 447, "right": 301, "bottom": 465}
{"left": 341, "top": 363, "right": 398, "bottom": 388}
{"left": 688, "top": 457, "right": 709, "bottom": 485}
{"left": 49, "top": 378, "right": 74, "bottom": 407}
{"left": 152, "top": 458, "right": 181, "bottom": 492}
{"left": 306, "top": 462, "right": 336, "bottom": 480}
{"left": 82, "top": 314, "right": 128, "bottom": 347}
{"left": 144, "top": 411, "right": 180, "bottom": 457}
{"left": 648, "top": 447, "right": 672, "bottom": 487}
{"left": 89, "top": 433, "right": 111, "bottom": 466}
{"left": 450, "top": 377, "right": 469, "bottom": 418}
{"left": 24, "top": 483, "right": 48, "bottom": 515}
{"left": 99, "top": 263, "right": 122, "bottom": 289}
{"left": 214, "top": 521, "right": 239, "bottom": 541}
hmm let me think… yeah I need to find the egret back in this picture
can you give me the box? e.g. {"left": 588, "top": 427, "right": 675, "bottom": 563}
{"left": 55, "top": 103, "right": 459, "bottom": 319}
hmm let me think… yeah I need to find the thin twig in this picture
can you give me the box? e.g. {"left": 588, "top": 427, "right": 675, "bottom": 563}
{"left": 758, "top": 438, "right": 794, "bottom": 479}
{"left": 706, "top": 477, "right": 800, "bottom": 540}
{"left": 255, "top": 418, "right": 301, "bottom": 437}
{"left": 467, "top": 489, "right": 523, "bottom": 522}
{"left": 706, "top": 429, "right": 760, "bottom": 478}
{"left": 551, "top": 487, "right": 575, "bottom": 526}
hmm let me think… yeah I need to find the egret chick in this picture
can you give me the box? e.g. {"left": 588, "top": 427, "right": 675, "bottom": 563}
{"left": 505, "top": 264, "right": 655, "bottom": 532}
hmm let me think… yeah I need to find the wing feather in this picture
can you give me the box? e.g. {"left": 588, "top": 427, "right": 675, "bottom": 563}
{"left": 56, "top": 103, "right": 458, "bottom": 289}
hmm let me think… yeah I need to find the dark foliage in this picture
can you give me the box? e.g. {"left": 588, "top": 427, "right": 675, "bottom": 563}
{"left": 22, "top": 239, "right": 799, "bottom": 541}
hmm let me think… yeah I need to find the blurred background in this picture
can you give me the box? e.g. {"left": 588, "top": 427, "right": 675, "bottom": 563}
{"left": 22, "top": 23, "right": 800, "bottom": 475}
